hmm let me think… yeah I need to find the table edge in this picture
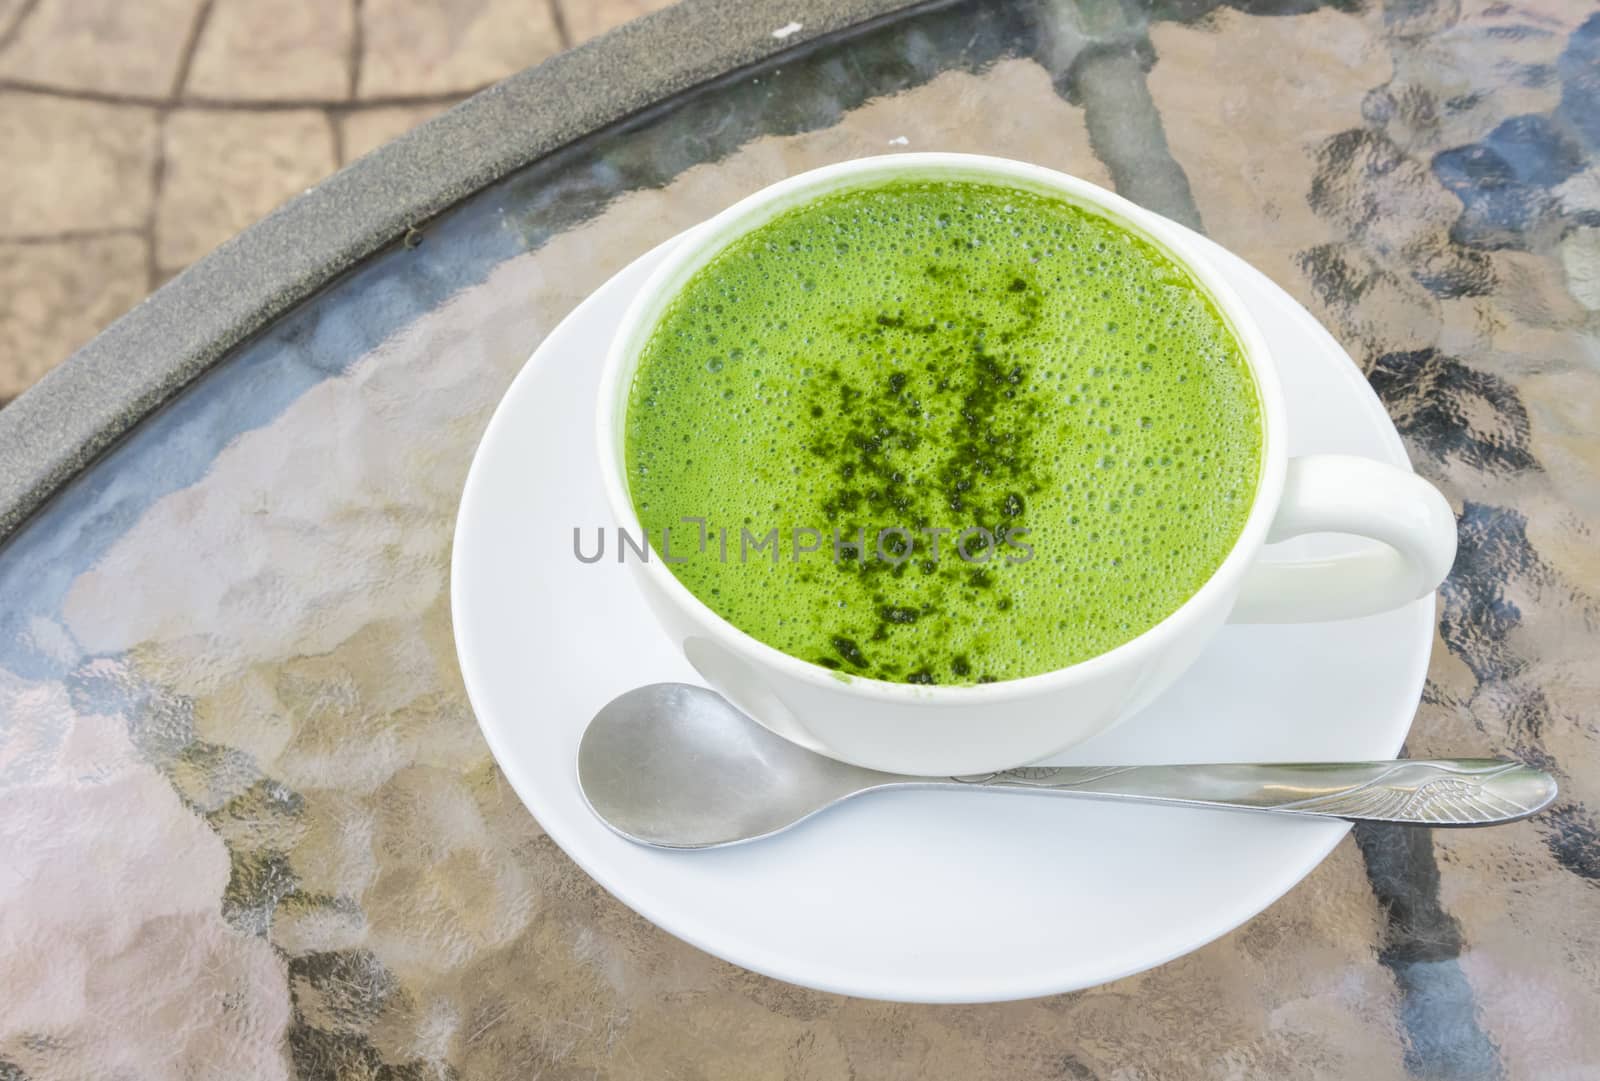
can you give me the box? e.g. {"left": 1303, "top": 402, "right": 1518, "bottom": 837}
{"left": 0, "top": 0, "right": 931, "bottom": 543}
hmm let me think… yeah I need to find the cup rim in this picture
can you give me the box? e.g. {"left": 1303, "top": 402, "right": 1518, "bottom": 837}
{"left": 596, "top": 153, "right": 1287, "bottom": 704}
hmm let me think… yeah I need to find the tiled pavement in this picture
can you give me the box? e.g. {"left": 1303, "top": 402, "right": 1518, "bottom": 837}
{"left": 0, "top": 0, "right": 677, "bottom": 406}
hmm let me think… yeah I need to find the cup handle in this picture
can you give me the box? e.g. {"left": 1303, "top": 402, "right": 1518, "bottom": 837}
{"left": 1228, "top": 455, "right": 1457, "bottom": 623}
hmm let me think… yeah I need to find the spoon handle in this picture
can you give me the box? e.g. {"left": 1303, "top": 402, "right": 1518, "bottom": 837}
{"left": 948, "top": 758, "right": 1556, "bottom": 826}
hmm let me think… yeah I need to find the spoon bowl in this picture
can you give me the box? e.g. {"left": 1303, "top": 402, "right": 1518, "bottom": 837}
{"left": 577, "top": 683, "right": 889, "bottom": 847}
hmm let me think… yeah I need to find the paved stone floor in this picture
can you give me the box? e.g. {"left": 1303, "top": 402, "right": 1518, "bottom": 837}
{"left": 0, "top": 0, "right": 677, "bottom": 407}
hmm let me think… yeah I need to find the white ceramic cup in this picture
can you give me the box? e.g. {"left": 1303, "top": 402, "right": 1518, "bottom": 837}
{"left": 597, "top": 154, "right": 1457, "bottom": 776}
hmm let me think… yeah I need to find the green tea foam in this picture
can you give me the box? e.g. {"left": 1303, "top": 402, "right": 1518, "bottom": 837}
{"left": 626, "top": 180, "right": 1261, "bottom": 684}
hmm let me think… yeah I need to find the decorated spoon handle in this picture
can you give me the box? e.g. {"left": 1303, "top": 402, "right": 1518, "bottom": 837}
{"left": 948, "top": 758, "right": 1557, "bottom": 826}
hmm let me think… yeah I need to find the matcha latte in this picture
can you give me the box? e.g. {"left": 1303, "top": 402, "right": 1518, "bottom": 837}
{"left": 624, "top": 180, "right": 1262, "bottom": 685}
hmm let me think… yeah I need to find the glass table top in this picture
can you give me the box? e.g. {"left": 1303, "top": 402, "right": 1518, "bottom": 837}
{"left": 2, "top": 1, "right": 1597, "bottom": 1076}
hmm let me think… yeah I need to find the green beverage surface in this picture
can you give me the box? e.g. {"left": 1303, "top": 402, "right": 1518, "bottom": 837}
{"left": 625, "top": 180, "right": 1261, "bottom": 684}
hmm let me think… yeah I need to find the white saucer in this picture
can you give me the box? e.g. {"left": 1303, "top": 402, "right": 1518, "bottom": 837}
{"left": 451, "top": 227, "right": 1432, "bottom": 1003}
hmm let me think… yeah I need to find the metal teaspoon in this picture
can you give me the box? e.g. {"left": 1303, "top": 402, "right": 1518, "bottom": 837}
{"left": 576, "top": 683, "right": 1558, "bottom": 849}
